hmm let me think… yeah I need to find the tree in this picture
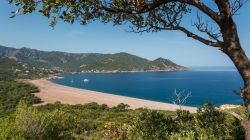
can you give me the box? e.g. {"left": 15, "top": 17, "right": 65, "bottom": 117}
{"left": 171, "top": 89, "right": 191, "bottom": 110}
{"left": 7, "top": 0, "right": 250, "bottom": 111}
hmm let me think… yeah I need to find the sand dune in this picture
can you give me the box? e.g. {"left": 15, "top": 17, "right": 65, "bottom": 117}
{"left": 29, "top": 79, "right": 197, "bottom": 112}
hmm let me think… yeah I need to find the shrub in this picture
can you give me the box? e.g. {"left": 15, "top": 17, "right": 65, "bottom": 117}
{"left": 0, "top": 81, "right": 41, "bottom": 117}
{"left": 0, "top": 101, "right": 245, "bottom": 139}
{"left": 128, "top": 109, "right": 176, "bottom": 140}
{"left": 111, "top": 103, "right": 130, "bottom": 112}
{"left": 0, "top": 116, "right": 26, "bottom": 140}
{"left": 127, "top": 103, "right": 245, "bottom": 140}
{"left": 14, "top": 101, "right": 77, "bottom": 139}
{"left": 195, "top": 103, "right": 245, "bottom": 139}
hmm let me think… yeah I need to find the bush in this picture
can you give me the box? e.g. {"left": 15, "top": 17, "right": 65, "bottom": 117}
{"left": 195, "top": 103, "right": 245, "bottom": 139}
{"left": 128, "top": 109, "right": 176, "bottom": 140}
{"left": 0, "top": 116, "right": 26, "bottom": 140}
{"left": 15, "top": 101, "right": 78, "bottom": 139}
{"left": 127, "top": 103, "right": 245, "bottom": 140}
{"left": 0, "top": 101, "right": 245, "bottom": 139}
{"left": 112, "top": 103, "right": 130, "bottom": 112}
{"left": 0, "top": 81, "right": 41, "bottom": 117}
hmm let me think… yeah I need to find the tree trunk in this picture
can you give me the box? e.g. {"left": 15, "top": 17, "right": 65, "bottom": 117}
{"left": 220, "top": 17, "right": 250, "bottom": 110}
{"left": 225, "top": 43, "right": 250, "bottom": 108}
{"left": 220, "top": 18, "right": 250, "bottom": 138}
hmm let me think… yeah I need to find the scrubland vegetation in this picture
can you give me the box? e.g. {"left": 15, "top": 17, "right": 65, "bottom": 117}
{"left": 0, "top": 81, "right": 41, "bottom": 117}
{"left": 0, "top": 98, "right": 245, "bottom": 139}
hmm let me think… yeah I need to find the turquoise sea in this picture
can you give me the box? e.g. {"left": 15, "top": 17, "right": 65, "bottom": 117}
{"left": 52, "top": 67, "right": 243, "bottom": 107}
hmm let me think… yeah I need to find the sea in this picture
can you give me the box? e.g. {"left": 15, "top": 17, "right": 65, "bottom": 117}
{"left": 51, "top": 67, "right": 244, "bottom": 107}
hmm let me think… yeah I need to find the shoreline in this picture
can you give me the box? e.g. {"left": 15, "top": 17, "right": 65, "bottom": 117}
{"left": 51, "top": 68, "right": 190, "bottom": 75}
{"left": 29, "top": 79, "right": 197, "bottom": 112}
{"left": 76, "top": 68, "right": 190, "bottom": 73}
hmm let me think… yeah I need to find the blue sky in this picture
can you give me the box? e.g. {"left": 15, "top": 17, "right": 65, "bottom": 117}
{"left": 0, "top": 1, "right": 249, "bottom": 67}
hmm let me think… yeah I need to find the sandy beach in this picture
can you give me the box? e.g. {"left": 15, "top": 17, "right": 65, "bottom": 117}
{"left": 29, "top": 79, "right": 197, "bottom": 112}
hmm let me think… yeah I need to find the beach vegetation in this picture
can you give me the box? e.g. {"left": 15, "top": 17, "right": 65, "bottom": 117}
{"left": 0, "top": 81, "right": 41, "bottom": 117}
{"left": 128, "top": 103, "right": 244, "bottom": 140}
{"left": 0, "top": 101, "right": 244, "bottom": 139}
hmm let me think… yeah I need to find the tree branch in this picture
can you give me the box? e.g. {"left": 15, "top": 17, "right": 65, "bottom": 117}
{"left": 177, "top": 26, "right": 223, "bottom": 47}
{"left": 150, "top": 25, "right": 223, "bottom": 47}
{"left": 192, "top": 12, "right": 222, "bottom": 42}
{"left": 178, "top": 0, "right": 221, "bottom": 23}
{"left": 230, "top": 0, "right": 249, "bottom": 16}
{"left": 101, "top": 0, "right": 221, "bottom": 23}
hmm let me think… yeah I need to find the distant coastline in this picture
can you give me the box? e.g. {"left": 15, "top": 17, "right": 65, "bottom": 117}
{"left": 70, "top": 68, "right": 190, "bottom": 74}
{"left": 48, "top": 68, "right": 190, "bottom": 80}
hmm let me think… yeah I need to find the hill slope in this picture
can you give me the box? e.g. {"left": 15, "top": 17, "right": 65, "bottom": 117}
{"left": 0, "top": 45, "right": 187, "bottom": 72}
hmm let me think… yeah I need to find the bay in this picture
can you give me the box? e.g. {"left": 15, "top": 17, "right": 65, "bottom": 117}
{"left": 52, "top": 68, "right": 243, "bottom": 107}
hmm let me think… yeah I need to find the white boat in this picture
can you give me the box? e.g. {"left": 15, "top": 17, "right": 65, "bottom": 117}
{"left": 83, "top": 79, "right": 89, "bottom": 82}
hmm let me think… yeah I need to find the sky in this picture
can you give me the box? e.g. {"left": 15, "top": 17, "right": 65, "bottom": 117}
{"left": 0, "top": 1, "right": 250, "bottom": 67}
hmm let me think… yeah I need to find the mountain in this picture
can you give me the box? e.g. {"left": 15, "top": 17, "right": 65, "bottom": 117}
{"left": 0, "top": 45, "right": 188, "bottom": 72}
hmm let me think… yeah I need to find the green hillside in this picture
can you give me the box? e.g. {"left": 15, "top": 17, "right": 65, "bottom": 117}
{"left": 0, "top": 45, "right": 187, "bottom": 72}
{"left": 0, "top": 58, "right": 56, "bottom": 80}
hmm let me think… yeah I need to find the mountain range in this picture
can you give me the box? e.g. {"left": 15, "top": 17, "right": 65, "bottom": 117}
{"left": 0, "top": 45, "right": 187, "bottom": 72}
